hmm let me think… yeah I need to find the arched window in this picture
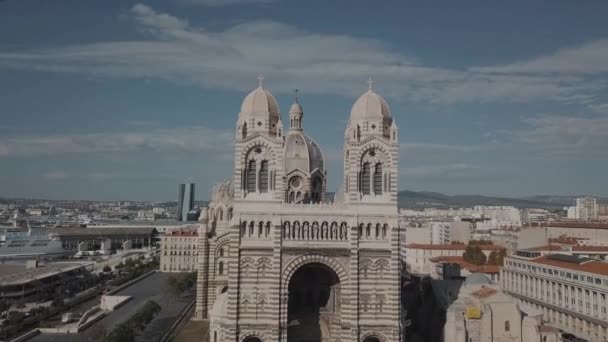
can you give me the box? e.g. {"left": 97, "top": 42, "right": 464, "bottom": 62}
{"left": 361, "top": 162, "right": 371, "bottom": 195}
{"left": 219, "top": 248, "right": 224, "bottom": 257}
{"left": 242, "top": 122, "right": 247, "bottom": 139}
{"left": 504, "top": 320, "right": 510, "bottom": 332}
{"left": 258, "top": 222, "right": 264, "bottom": 237}
{"left": 218, "top": 209, "right": 224, "bottom": 221}
{"left": 259, "top": 160, "right": 269, "bottom": 193}
{"left": 289, "top": 191, "right": 295, "bottom": 203}
{"left": 373, "top": 163, "right": 383, "bottom": 195}
{"left": 246, "top": 160, "right": 257, "bottom": 193}
{"left": 214, "top": 331, "right": 217, "bottom": 342}
{"left": 218, "top": 261, "right": 224, "bottom": 275}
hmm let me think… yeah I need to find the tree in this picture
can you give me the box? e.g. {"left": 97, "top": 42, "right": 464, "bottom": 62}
{"left": 487, "top": 250, "right": 498, "bottom": 265}
{"left": 496, "top": 249, "right": 507, "bottom": 266}
{"left": 463, "top": 244, "right": 487, "bottom": 265}
{"left": 103, "top": 265, "right": 112, "bottom": 273}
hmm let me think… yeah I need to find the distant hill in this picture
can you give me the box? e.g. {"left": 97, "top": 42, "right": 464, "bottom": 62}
{"left": 396, "top": 190, "right": 607, "bottom": 209}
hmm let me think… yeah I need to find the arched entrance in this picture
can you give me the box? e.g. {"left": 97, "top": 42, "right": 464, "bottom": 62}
{"left": 363, "top": 337, "right": 381, "bottom": 342}
{"left": 243, "top": 338, "right": 262, "bottom": 342}
{"left": 287, "top": 263, "right": 340, "bottom": 342}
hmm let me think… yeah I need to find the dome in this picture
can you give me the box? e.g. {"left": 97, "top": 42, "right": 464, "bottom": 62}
{"left": 289, "top": 102, "right": 303, "bottom": 115}
{"left": 211, "top": 177, "right": 234, "bottom": 204}
{"left": 284, "top": 132, "right": 324, "bottom": 173}
{"left": 349, "top": 90, "right": 390, "bottom": 121}
{"left": 239, "top": 86, "right": 279, "bottom": 119}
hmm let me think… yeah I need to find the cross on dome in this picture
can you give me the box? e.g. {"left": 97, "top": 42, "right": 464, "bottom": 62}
{"left": 257, "top": 74, "right": 264, "bottom": 88}
{"left": 294, "top": 88, "right": 299, "bottom": 102}
{"left": 367, "top": 77, "right": 374, "bottom": 91}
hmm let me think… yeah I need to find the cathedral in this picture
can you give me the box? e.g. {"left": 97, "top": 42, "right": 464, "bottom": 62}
{"left": 195, "top": 77, "right": 403, "bottom": 342}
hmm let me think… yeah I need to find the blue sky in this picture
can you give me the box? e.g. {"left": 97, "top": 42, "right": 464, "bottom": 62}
{"left": 1, "top": 0, "right": 608, "bottom": 201}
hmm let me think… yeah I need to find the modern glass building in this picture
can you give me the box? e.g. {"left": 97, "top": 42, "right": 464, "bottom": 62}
{"left": 178, "top": 183, "right": 195, "bottom": 221}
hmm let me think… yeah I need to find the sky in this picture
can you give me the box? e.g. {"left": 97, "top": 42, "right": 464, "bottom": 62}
{"left": 1, "top": 0, "right": 608, "bottom": 201}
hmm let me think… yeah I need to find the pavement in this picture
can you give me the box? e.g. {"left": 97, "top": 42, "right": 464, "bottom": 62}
{"left": 28, "top": 272, "right": 194, "bottom": 342}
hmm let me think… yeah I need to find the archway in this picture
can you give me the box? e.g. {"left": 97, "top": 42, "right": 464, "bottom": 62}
{"left": 363, "top": 337, "right": 381, "bottom": 342}
{"left": 243, "top": 337, "right": 262, "bottom": 342}
{"left": 287, "top": 263, "right": 340, "bottom": 342}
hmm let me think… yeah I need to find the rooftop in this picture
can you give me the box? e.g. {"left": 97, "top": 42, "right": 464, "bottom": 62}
{"left": 525, "top": 222, "right": 608, "bottom": 230}
{"left": 429, "top": 256, "right": 501, "bottom": 274}
{"left": 406, "top": 243, "right": 504, "bottom": 251}
{"left": 51, "top": 227, "right": 157, "bottom": 237}
{"left": 527, "top": 254, "right": 608, "bottom": 277}
{"left": 0, "top": 262, "right": 93, "bottom": 286}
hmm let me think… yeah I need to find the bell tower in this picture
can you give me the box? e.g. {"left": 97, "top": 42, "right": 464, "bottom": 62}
{"left": 343, "top": 79, "right": 398, "bottom": 205}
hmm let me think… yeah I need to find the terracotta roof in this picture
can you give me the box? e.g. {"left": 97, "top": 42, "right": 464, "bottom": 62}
{"left": 525, "top": 222, "right": 608, "bottom": 229}
{"left": 572, "top": 245, "right": 608, "bottom": 252}
{"left": 471, "top": 287, "right": 497, "bottom": 299}
{"left": 531, "top": 255, "right": 608, "bottom": 276}
{"left": 429, "top": 256, "right": 501, "bottom": 274}
{"left": 406, "top": 243, "right": 503, "bottom": 251}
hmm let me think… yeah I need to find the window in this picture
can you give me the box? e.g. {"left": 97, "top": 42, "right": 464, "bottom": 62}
{"left": 505, "top": 321, "right": 510, "bottom": 332}
{"left": 361, "top": 162, "right": 371, "bottom": 195}
{"left": 218, "top": 262, "right": 224, "bottom": 275}
{"left": 259, "top": 160, "right": 269, "bottom": 193}
{"left": 219, "top": 248, "right": 224, "bottom": 257}
{"left": 246, "top": 160, "right": 256, "bottom": 193}
{"left": 373, "top": 163, "right": 383, "bottom": 194}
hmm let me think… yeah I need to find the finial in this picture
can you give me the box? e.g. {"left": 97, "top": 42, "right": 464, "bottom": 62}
{"left": 294, "top": 88, "right": 299, "bottom": 103}
{"left": 367, "top": 76, "right": 374, "bottom": 91}
{"left": 257, "top": 74, "right": 264, "bottom": 88}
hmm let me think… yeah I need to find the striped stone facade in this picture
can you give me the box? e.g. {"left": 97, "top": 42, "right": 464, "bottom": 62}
{"left": 195, "top": 82, "right": 403, "bottom": 342}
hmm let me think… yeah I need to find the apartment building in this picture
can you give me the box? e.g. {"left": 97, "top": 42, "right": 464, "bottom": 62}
{"left": 160, "top": 228, "right": 198, "bottom": 272}
{"left": 501, "top": 252, "right": 608, "bottom": 341}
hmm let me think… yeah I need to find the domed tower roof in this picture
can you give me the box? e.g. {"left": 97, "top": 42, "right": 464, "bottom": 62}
{"left": 284, "top": 132, "right": 324, "bottom": 173}
{"left": 239, "top": 86, "right": 279, "bottom": 119}
{"left": 211, "top": 177, "right": 234, "bottom": 204}
{"left": 349, "top": 89, "right": 391, "bottom": 122}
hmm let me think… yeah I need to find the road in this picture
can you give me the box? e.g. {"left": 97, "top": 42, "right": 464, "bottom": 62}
{"left": 29, "top": 272, "right": 194, "bottom": 342}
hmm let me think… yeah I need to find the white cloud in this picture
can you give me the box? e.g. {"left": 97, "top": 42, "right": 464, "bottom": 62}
{"left": 0, "top": 3, "right": 603, "bottom": 105}
{"left": 473, "top": 39, "right": 608, "bottom": 75}
{"left": 0, "top": 126, "right": 233, "bottom": 158}
{"left": 495, "top": 115, "right": 608, "bottom": 158}
{"left": 43, "top": 171, "right": 69, "bottom": 180}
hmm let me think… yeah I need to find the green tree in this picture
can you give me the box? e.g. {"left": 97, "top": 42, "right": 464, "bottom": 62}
{"left": 487, "top": 250, "right": 498, "bottom": 265}
{"left": 496, "top": 249, "right": 507, "bottom": 266}
{"left": 462, "top": 244, "right": 487, "bottom": 265}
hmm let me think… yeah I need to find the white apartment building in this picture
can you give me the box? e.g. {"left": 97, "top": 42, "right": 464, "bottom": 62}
{"left": 160, "top": 228, "right": 198, "bottom": 272}
{"left": 406, "top": 221, "right": 472, "bottom": 246}
{"left": 575, "top": 196, "right": 599, "bottom": 222}
{"left": 525, "top": 222, "right": 608, "bottom": 242}
{"left": 474, "top": 206, "right": 521, "bottom": 226}
{"left": 501, "top": 252, "right": 608, "bottom": 341}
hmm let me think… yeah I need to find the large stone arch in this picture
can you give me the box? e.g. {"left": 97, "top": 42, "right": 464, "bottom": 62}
{"left": 240, "top": 332, "right": 266, "bottom": 342}
{"left": 282, "top": 254, "right": 348, "bottom": 288}
{"left": 361, "top": 331, "right": 387, "bottom": 342}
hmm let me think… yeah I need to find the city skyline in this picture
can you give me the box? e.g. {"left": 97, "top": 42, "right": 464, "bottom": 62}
{"left": 1, "top": 1, "right": 608, "bottom": 200}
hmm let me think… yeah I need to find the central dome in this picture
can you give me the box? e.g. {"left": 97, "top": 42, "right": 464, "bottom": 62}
{"left": 239, "top": 86, "right": 279, "bottom": 119}
{"left": 284, "top": 132, "right": 324, "bottom": 173}
{"left": 349, "top": 90, "right": 391, "bottom": 121}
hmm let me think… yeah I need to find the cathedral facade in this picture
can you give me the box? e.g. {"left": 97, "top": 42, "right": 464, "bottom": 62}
{"left": 195, "top": 78, "right": 402, "bottom": 342}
